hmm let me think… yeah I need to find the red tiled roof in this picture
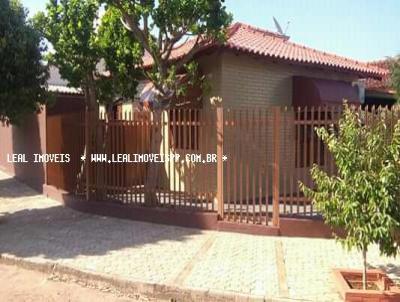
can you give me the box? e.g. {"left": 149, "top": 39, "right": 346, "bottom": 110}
{"left": 365, "top": 60, "right": 394, "bottom": 94}
{"left": 142, "top": 38, "right": 206, "bottom": 66}
{"left": 143, "top": 22, "right": 387, "bottom": 79}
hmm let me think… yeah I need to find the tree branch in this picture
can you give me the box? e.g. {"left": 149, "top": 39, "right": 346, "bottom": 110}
{"left": 173, "top": 35, "right": 204, "bottom": 71}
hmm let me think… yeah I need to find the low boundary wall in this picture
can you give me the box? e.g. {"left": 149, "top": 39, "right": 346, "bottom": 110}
{"left": 43, "top": 183, "right": 335, "bottom": 238}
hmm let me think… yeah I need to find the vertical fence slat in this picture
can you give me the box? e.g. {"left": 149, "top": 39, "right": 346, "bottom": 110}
{"left": 232, "top": 109, "right": 237, "bottom": 220}
{"left": 272, "top": 106, "right": 281, "bottom": 227}
{"left": 188, "top": 109, "right": 192, "bottom": 207}
{"left": 172, "top": 109, "right": 177, "bottom": 208}
{"left": 216, "top": 107, "right": 224, "bottom": 219}
{"left": 199, "top": 109, "right": 204, "bottom": 211}
{"left": 265, "top": 107, "right": 269, "bottom": 226}
{"left": 258, "top": 109, "right": 262, "bottom": 224}
{"left": 239, "top": 109, "right": 243, "bottom": 223}
{"left": 251, "top": 109, "right": 256, "bottom": 223}
{"left": 289, "top": 107, "right": 294, "bottom": 214}
{"left": 226, "top": 109, "right": 231, "bottom": 219}
{"left": 282, "top": 106, "right": 287, "bottom": 215}
{"left": 302, "top": 106, "right": 307, "bottom": 214}
{"left": 296, "top": 107, "right": 301, "bottom": 214}
{"left": 309, "top": 106, "right": 314, "bottom": 215}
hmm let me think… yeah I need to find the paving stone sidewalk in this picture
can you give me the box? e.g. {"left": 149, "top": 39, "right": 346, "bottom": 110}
{"left": 0, "top": 171, "right": 399, "bottom": 301}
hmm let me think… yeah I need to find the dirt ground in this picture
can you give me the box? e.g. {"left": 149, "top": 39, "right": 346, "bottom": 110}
{"left": 0, "top": 263, "right": 152, "bottom": 302}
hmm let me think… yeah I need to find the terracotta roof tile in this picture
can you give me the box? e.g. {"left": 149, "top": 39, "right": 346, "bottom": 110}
{"left": 364, "top": 60, "right": 394, "bottom": 93}
{"left": 143, "top": 22, "right": 387, "bottom": 79}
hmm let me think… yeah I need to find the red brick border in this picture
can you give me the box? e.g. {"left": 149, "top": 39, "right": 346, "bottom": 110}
{"left": 43, "top": 184, "right": 219, "bottom": 230}
{"left": 43, "top": 184, "right": 338, "bottom": 238}
{"left": 333, "top": 268, "right": 400, "bottom": 302}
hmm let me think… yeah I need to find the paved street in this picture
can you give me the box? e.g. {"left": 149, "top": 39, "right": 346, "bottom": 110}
{"left": 0, "top": 170, "right": 399, "bottom": 301}
{"left": 0, "top": 263, "right": 152, "bottom": 302}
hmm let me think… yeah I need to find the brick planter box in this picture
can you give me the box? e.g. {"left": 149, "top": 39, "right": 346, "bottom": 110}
{"left": 333, "top": 269, "right": 400, "bottom": 302}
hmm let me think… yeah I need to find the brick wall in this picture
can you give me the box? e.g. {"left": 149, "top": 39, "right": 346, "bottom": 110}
{"left": 201, "top": 51, "right": 357, "bottom": 203}
{"left": 142, "top": 51, "right": 357, "bottom": 206}
{"left": 0, "top": 110, "right": 47, "bottom": 192}
{"left": 158, "top": 52, "right": 222, "bottom": 203}
{"left": 219, "top": 51, "right": 357, "bottom": 107}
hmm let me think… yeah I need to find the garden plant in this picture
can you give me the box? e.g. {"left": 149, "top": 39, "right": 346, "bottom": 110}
{"left": 300, "top": 103, "right": 400, "bottom": 290}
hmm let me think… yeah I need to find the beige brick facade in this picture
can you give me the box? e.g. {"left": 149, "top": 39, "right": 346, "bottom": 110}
{"left": 150, "top": 50, "right": 358, "bottom": 207}
{"left": 174, "top": 51, "right": 359, "bottom": 204}
{"left": 219, "top": 51, "right": 356, "bottom": 108}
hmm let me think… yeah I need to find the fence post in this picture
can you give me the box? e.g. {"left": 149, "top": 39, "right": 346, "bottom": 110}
{"left": 272, "top": 107, "right": 281, "bottom": 227}
{"left": 216, "top": 107, "right": 224, "bottom": 219}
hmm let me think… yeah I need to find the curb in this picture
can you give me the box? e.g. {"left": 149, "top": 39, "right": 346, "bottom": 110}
{"left": 0, "top": 254, "right": 283, "bottom": 302}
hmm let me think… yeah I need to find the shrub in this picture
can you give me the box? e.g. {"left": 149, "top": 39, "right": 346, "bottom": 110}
{"left": 300, "top": 103, "right": 400, "bottom": 289}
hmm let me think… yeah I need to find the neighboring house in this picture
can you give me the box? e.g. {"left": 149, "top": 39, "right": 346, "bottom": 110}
{"left": 365, "top": 60, "right": 397, "bottom": 107}
{"left": 47, "top": 66, "right": 85, "bottom": 115}
{"left": 0, "top": 66, "right": 84, "bottom": 192}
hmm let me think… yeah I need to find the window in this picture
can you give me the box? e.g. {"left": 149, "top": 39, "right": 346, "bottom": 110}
{"left": 170, "top": 109, "right": 200, "bottom": 150}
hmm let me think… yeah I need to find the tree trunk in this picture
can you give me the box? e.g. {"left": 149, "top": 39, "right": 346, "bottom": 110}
{"left": 80, "top": 76, "right": 99, "bottom": 201}
{"left": 84, "top": 86, "right": 91, "bottom": 201}
{"left": 87, "top": 80, "right": 106, "bottom": 200}
{"left": 362, "top": 246, "right": 368, "bottom": 290}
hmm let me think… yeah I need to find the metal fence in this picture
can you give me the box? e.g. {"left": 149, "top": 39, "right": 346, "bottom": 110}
{"left": 48, "top": 104, "right": 400, "bottom": 227}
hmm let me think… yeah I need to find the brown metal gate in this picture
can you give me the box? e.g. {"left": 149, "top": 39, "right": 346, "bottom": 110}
{"left": 87, "top": 109, "right": 217, "bottom": 211}
{"left": 46, "top": 112, "right": 85, "bottom": 192}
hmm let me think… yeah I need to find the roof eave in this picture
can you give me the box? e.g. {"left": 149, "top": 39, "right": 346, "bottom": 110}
{"left": 221, "top": 45, "right": 385, "bottom": 80}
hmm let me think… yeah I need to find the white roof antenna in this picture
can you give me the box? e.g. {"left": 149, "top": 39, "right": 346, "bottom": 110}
{"left": 273, "top": 17, "right": 290, "bottom": 36}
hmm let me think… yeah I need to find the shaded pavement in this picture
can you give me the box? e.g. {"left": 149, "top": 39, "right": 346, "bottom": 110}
{"left": 0, "top": 171, "right": 399, "bottom": 301}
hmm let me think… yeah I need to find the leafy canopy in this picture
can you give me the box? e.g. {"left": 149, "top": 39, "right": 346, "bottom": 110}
{"left": 96, "top": 6, "right": 143, "bottom": 103}
{"left": 0, "top": 0, "right": 49, "bottom": 124}
{"left": 34, "top": 0, "right": 142, "bottom": 105}
{"left": 107, "top": 0, "right": 232, "bottom": 107}
{"left": 300, "top": 104, "right": 400, "bottom": 256}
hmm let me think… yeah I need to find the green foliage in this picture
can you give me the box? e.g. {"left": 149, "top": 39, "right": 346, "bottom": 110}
{"left": 0, "top": 0, "right": 49, "bottom": 124}
{"left": 34, "top": 0, "right": 142, "bottom": 105}
{"left": 150, "top": 0, "right": 231, "bottom": 42}
{"left": 34, "top": 0, "right": 100, "bottom": 89}
{"left": 107, "top": 0, "right": 232, "bottom": 107}
{"left": 300, "top": 104, "right": 400, "bottom": 257}
{"left": 390, "top": 55, "right": 400, "bottom": 102}
{"left": 96, "top": 6, "right": 142, "bottom": 103}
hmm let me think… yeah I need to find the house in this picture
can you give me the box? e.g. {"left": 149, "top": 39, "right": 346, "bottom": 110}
{"left": 1, "top": 23, "right": 394, "bottom": 233}
{"left": 46, "top": 66, "right": 85, "bottom": 114}
{"left": 364, "top": 60, "right": 397, "bottom": 107}
{"left": 118, "top": 22, "right": 388, "bottom": 201}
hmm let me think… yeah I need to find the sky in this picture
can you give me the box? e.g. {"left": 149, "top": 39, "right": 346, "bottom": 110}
{"left": 22, "top": 0, "right": 400, "bottom": 62}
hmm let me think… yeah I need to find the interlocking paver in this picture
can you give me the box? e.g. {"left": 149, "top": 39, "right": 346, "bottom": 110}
{"left": 282, "top": 238, "right": 399, "bottom": 301}
{"left": 1, "top": 170, "right": 399, "bottom": 301}
{"left": 183, "top": 232, "right": 279, "bottom": 297}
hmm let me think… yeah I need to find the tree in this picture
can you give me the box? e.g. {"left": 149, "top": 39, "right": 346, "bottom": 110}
{"left": 96, "top": 6, "right": 143, "bottom": 104}
{"left": 0, "top": 0, "right": 49, "bottom": 125}
{"left": 34, "top": 0, "right": 142, "bottom": 111}
{"left": 300, "top": 103, "right": 400, "bottom": 290}
{"left": 390, "top": 55, "right": 400, "bottom": 102}
{"left": 102, "top": 0, "right": 231, "bottom": 203}
{"left": 34, "top": 0, "right": 142, "bottom": 199}
{"left": 106, "top": 0, "right": 232, "bottom": 108}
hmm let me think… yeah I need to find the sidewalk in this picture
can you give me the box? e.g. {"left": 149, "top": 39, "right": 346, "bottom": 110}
{"left": 0, "top": 171, "right": 398, "bottom": 301}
